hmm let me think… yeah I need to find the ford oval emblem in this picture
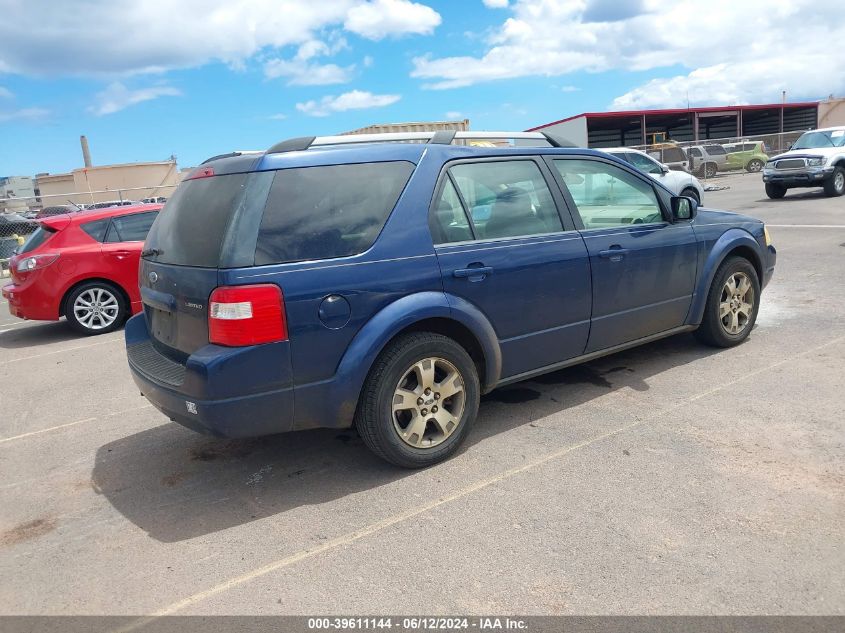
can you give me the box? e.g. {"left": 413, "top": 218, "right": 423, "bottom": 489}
{"left": 148, "top": 271, "right": 158, "bottom": 284}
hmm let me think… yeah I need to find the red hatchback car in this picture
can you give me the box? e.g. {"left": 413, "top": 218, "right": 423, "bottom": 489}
{"left": 2, "top": 204, "right": 162, "bottom": 334}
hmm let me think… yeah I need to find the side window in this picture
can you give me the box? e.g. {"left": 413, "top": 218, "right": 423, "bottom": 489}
{"left": 430, "top": 179, "right": 472, "bottom": 244}
{"left": 689, "top": 147, "right": 702, "bottom": 158}
{"left": 106, "top": 211, "right": 159, "bottom": 243}
{"left": 80, "top": 218, "right": 110, "bottom": 242}
{"left": 627, "top": 152, "right": 662, "bottom": 174}
{"left": 553, "top": 159, "right": 664, "bottom": 229}
{"left": 449, "top": 161, "right": 563, "bottom": 240}
{"left": 706, "top": 145, "right": 727, "bottom": 156}
{"left": 255, "top": 161, "right": 414, "bottom": 265}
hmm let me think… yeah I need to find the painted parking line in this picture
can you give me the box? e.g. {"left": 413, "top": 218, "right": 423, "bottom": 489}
{"left": 0, "top": 336, "right": 122, "bottom": 365}
{"left": 767, "top": 224, "right": 845, "bottom": 228}
{"left": 116, "top": 334, "right": 845, "bottom": 625}
{"left": 0, "top": 403, "right": 153, "bottom": 445}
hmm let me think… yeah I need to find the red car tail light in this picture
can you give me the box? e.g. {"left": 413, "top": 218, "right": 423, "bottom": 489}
{"left": 16, "top": 253, "right": 60, "bottom": 273}
{"left": 209, "top": 284, "right": 287, "bottom": 346}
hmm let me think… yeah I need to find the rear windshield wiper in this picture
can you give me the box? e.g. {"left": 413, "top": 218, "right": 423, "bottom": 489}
{"left": 141, "top": 248, "right": 163, "bottom": 257}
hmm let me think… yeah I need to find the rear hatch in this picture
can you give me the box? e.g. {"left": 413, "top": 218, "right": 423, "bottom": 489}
{"left": 139, "top": 162, "right": 273, "bottom": 360}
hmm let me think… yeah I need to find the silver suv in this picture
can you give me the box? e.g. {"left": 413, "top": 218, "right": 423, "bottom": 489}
{"left": 762, "top": 127, "right": 845, "bottom": 199}
{"left": 687, "top": 144, "right": 728, "bottom": 178}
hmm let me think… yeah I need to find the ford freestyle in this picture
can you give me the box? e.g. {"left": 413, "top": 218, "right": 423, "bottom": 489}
{"left": 125, "top": 131, "right": 776, "bottom": 468}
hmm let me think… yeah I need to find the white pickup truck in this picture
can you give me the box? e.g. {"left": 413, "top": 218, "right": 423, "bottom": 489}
{"left": 762, "top": 127, "right": 845, "bottom": 199}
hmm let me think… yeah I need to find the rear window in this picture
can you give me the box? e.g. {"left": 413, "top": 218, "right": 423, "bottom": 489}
{"left": 255, "top": 161, "right": 414, "bottom": 265}
{"left": 18, "top": 226, "right": 55, "bottom": 254}
{"left": 144, "top": 173, "right": 252, "bottom": 267}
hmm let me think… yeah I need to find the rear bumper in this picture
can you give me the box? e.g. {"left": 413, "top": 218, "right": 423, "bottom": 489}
{"left": 2, "top": 282, "right": 59, "bottom": 321}
{"left": 125, "top": 313, "right": 295, "bottom": 438}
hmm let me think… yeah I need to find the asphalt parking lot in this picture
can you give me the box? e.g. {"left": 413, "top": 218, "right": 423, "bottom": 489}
{"left": 1, "top": 171, "right": 843, "bottom": 616}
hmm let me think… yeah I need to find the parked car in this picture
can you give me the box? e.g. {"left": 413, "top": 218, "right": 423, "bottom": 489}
{"left": 762, "top": 127, "right": 845, "bottom": 199}
{"left": 35, "top": 204, "right": 81, "bottom": 219}
{"left": 724, "top": 141, "right": 769, "bottom": 172}
{"left": 602, "top": 147, "right": 704, "bottom": 204}
{"left": 2, "top": 204, "right": 162, "bottom": 334}
{"left": 645, "top": 143, "right": 689, "bottom": 172}
{"left": 0, "top": 212, "right": 37, "bottom": 236}
{"left": 125, "top": 132, "right": 776, "bottom": 468}
{"left": 687, "top": 144, "right": 729, "bottom": 178}
{"left": 86, "top": 200, "right": 141, "bottom": 210}
{"left": 141, "top": 196, "right": 168, "bottom": 204}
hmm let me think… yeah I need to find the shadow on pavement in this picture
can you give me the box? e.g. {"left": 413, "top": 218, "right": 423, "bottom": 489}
{"left": 92, "top": 333, "right": 720, "bottom": 542}
{"left": 0, "top": 320, "right": 84, "bottom": 349}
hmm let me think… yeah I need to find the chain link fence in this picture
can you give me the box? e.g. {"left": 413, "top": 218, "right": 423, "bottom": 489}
{"left": 1, "top": 183, "right": 177, "bottom": 277}
{"left": 622, "top": 130, "right": 807, "bottom": 183}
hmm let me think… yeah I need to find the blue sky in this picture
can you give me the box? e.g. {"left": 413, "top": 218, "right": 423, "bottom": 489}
{"left": 1, "top": 0, "right": 842, "bottom": 177}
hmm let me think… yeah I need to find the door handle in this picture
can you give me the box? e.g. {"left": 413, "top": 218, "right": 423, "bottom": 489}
{"left": 598, "top": 247, "right": 630, "bottom": 261}
{"left": 453, "top": 265, "right": 493, "bottom": 280}
{"left": 110, "top": 250, "right": 131, "bottom": 258}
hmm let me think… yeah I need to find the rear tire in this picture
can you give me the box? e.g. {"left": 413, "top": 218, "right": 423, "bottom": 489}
{"left": 823, "top": 167, "right": 845, "bottom": 197}
{"left": 65, "top": 281, "right": 127, "bottom": 335}
{"left": 765, "top": 183, "right": 787, "bottom": 199}
{"left": 698, "top": 162, "right": 717, "bottom": 178}
{"left": 680, "top": 187, "right": 700, "bottom": 205}
{"left": 746, "top": 159, "right": 764, "bottom": 172}
{"left": 694, "top": 256, "right": 760, "bottom": 348}
{"left": 355, "top": 332, "right": 480, "bottom": 468}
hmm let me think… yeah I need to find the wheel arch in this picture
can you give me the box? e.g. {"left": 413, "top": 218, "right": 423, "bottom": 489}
{"left": 298, "top": 291, "right": 501, "bottom": 430}
{"left": 688, "top": 230, "right": 764, "bottom": 325}
{"left": 60, "top": 276, "right": 131, "bottom": 318}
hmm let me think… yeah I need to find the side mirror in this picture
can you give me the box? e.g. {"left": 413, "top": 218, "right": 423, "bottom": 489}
{"left": 660, "top": 163, "right": 670, "bottom": 174}
{"left": 671, "top": 195, "right": 697, "bottom": 222}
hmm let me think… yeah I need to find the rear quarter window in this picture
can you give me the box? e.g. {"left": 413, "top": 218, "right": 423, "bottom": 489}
{"left": 81, "top": 218, "right": 110, "bottom": 242}
{"left": 255, "top": 161, "right": 414, "bottom": 265}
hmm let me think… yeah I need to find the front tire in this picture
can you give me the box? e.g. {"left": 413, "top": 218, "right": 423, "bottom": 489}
{"left": 355, "top": 332, "right": 480, "bottom": 468}
{"left": 746, "top": 159, "right": 764, "bottom": 172}
{"left": 680, "top": 187, "right": 700, "bottom": 205}
{"left": 823, "top": 167, "right": 845, "bottom": 197}
{"left": 694, "top": 257, "right": 760, "bottom": 348}
{"left": 65, "top": 281, "right": 127, "bottom": 335}
{"left": 765, "top": 183, "right": 787, "bottom": 199}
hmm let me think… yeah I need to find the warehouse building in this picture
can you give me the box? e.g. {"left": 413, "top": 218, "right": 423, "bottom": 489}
{"left": 527, "top": 98, "right": 844, "bottom": 148}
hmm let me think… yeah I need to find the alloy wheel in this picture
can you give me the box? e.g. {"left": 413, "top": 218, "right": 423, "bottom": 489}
{"left": 719, "top": 272, "right": 754, "bottom": 335}
{"left": 835, "top": 171, "right": 845, "bottom": 194}
{"left": 73, "top": 287, "right": 120, "bottom": 330}
{"left": 392, "top": 357, "right": 465, "bottom": 449}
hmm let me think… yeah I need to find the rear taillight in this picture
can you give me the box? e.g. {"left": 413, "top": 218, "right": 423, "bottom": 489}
{"left": 208, "top": 284, "right": 287, "bottom": 346}
{"left": 16, "top": 253, "right": 60, "bottom": 273}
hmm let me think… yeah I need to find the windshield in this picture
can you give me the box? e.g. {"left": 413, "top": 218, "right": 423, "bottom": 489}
{"left": 792, "top": 129, "right": 845, "bottom": 149}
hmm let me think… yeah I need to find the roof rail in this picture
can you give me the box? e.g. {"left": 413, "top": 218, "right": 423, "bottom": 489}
{"left": 263, "top": 130, "right": 578, "bottom": 154}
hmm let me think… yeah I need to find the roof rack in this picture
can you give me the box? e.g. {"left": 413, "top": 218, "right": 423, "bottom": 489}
{"left": 265, "top": 130, "right": 575, "bottom": 154}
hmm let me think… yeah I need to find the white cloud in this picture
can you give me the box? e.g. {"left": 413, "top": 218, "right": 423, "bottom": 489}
{"left": 482, "top": 0, "right": 509, "bottom": 7}
{"left": 345, "top": 0, "right": 441, "bottom": 40}
{"left": 0, "top": 107, "right": 49, "bottom": 122}
{"left": 296, "top": 89, "right": 400, "bottom": 116}
{"left": 89, "top": 82, "right": 181, "bottom": 116}
{"left": 445, "top": 111, "right": 464, "bottom": 119}
{"left": 0, "top": 1, "right": 438, "bottom": 77}
{"left": 0, "top": 87, "right": 13, "bottom": 99}
{"left": 411, "top": 0, "right": 845, "bottom": 106}
{"left": 560, "top": 85, "right": 579, "bottom": 93}
{"left": 267, "top": 113, "right": 288, "bottom": 120}
{"left": 264, "top": 38, "right": 355, "bottom": 85}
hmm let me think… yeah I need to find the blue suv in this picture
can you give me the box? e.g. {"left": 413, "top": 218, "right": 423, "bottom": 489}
{"left": 125, "top": 131, "right": 776, "bottom": 468}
